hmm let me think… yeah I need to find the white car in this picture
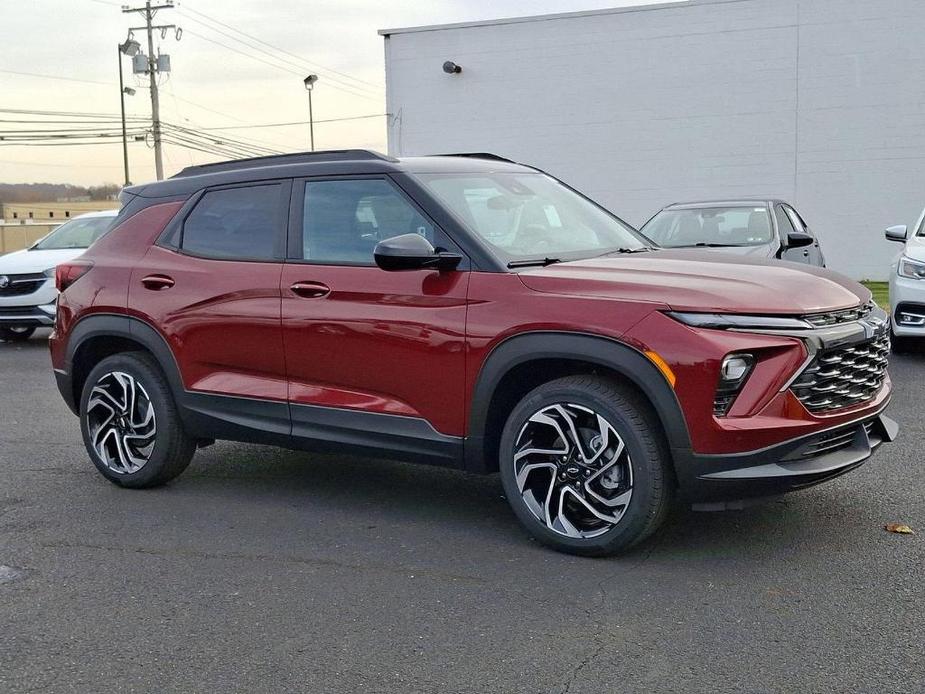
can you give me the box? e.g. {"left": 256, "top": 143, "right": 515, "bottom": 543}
{"left": 0, "top": 209, "right": 117, "bottom": 342}
{"left": 885, "top": 205, "right": 925, "bottom": 351}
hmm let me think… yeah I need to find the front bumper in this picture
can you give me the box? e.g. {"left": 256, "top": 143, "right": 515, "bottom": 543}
{"left": 0, "top": 303, "right": 56, "bottom": 327}
{"left": 675, "top": 407, "right": 898, "bottom": 505}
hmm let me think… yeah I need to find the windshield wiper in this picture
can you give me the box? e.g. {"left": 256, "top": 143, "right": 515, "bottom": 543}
{"left": 507, "top": 257, "right": 562, "bottom": 268}
{"left": 593, "top": 247, "right": 652, "bottom": 259}
{"left": 676, "top": 242, "right": 749, "bottom": 248}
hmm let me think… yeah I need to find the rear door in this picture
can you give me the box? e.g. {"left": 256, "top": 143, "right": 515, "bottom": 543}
{"left": 279, "top": 175, "right": 470, "bottom": 453}
{"left": 130, "top": 181, "right": 291, "bottom": 411}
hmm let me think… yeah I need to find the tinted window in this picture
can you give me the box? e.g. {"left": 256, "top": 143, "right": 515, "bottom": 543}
{"left": 642, "top": 206, "right": 772, "bottom": 247}
{"left": 32, "top": 215, "right": 114, "bottom": 250}
{"left": 775, "top": 205, "right": 796, "bottom": 235}
{"left": 302, "top": 179, "right": 434, "bottom": 264}
{"left": 782, "top": 204, "right": 808, "bottom": 235}
{"left": 182, "top": 184, "right": 281, "bottom": 260}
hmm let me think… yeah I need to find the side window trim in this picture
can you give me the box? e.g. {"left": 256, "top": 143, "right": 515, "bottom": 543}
{"left": 285, "top": 174, "right": 468, "bottom": 268}
{"left": 157, "top": 179, "right": 292, "bottom": 262}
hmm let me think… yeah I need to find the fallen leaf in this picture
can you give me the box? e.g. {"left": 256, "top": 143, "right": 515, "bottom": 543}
{"left": 885, "top": 523, "right": 915, "bottom": 535}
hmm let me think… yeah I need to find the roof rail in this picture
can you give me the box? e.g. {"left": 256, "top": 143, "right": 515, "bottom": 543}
{"left": 171, "top": 149, "right": 396, "bottom": 179}
{"left": 433, "top": 152, "right": 517, "bottom": 164}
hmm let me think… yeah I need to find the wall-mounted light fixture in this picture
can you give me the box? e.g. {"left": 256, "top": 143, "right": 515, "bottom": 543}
{"left": 442, "top": 61, "right": 462, "bottom": 74}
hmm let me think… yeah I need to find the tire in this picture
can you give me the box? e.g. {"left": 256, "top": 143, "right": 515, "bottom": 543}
{"left": 79, "top": 351, "right": 196, "bottom": 488}
{"left": 499, "top": 375, "right": 674, "bottom": 556}
{"left": 0, "top": 326, "right": 35, "bottom": 342}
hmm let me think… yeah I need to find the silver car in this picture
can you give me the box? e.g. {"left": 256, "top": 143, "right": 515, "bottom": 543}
{"left": 885, "top": 206, "right": 925, "bottom": 351}
{"left": 640, "top": 199, "right": 826, "bottom": 267}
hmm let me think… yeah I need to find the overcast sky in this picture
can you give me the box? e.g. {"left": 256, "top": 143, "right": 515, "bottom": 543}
{"left": 0, "top": 0, "right": 659, "bottom": 186}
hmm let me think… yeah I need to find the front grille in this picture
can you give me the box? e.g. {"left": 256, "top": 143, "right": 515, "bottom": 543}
{"left": 804, "top": 302, "right": 873, "bottom": 328}
{"left": 0, "top": 273, "right": 47, "bottom": 297}
{"left": 790, "top": 332, "right": 890, "bottom": 413}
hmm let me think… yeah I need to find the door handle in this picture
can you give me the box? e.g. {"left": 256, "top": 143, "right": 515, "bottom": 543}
{"left": 141, "top": 274, "right": 175, "bottom": 291}
{"left": 290, "top": 281, "right": 330, "bottom": 298}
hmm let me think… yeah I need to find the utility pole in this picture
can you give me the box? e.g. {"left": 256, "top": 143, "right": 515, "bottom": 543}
{"left": 122, "top": 1, "right": 179, "bottom": 181}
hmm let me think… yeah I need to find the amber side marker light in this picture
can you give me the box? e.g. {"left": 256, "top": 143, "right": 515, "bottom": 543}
{"left": 644, "top": 350, "right": 676, "bottom": 388}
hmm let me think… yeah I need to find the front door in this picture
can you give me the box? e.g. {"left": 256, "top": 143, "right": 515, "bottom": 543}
{"left": 280, "top": 176, "right": 470, "bottom": 460}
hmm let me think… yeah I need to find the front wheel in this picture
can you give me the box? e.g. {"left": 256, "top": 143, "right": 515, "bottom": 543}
{"left": 0, "top": 326, "right": 35, "bottom": 342}
{"left": 499, "top": 375, "right": 674, "bottom": 556}
{"left": 79, "top": 351, "right": 196, "bottom": 488}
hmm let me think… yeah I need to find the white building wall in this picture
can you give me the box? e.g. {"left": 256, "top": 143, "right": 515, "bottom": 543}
{"left": 382, "top": 0, "right": 925, "bottom": 280}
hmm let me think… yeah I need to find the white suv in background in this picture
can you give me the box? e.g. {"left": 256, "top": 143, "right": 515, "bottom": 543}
{"left": 0, "top": 209, "right": 117, "bottom": 342}
{"left": 885, "top": 205, "right": 925, "bottom": 351}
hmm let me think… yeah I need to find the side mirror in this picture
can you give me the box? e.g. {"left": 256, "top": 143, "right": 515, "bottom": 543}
{"left": 885, "top": 225, "right": 908, "bottom": 242}
{"left": 374, "top": 233, "right": 462, "bottom": 272}
{"left": 786, "top": 231, "right": 814, "bottom": 248}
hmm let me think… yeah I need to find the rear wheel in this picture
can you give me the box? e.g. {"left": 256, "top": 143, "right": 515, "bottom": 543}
{"left": 499, "top": 375, "right": 673, "bottom": 556}
{"left": 79, "top": 352, "right": 196, "bottom": 488}
{"left": 0, "top": 326, "right": 35, "bottom": 342}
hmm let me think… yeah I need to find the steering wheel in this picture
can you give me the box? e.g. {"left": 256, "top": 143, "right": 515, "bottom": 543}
{"left": 511, "top": 224, "right": 556, "bottom": 254}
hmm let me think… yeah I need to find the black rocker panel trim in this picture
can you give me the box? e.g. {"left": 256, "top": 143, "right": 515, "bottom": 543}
{"left": 466, "top": 331, "right": 693, "bottom": 474}
{"left": 290, "top": 402, "right": 463, "bottom": 467}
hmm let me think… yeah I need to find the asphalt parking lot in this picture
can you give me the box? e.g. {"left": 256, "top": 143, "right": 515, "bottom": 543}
{"left": 0, "top": 332, "right": 922, "bottom": 693}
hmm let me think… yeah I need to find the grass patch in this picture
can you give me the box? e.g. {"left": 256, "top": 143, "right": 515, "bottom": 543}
{"left": 861, "top": 281, "right": 889, "bottom": 308}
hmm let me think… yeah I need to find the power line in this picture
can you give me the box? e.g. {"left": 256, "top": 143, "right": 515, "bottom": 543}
{"left": 0, "top": 69, "right": 111, "bottom": 86}
{"left": 180, "top": 5, "right": 384, "bottom": 92}
{"left": 181, "top": 28, "right": 382, "bottom": 102}
{"left": 176, "top": 8, "right": 383, "bottom": 98}
{"left": 199, "top": 113, "right": 388, "bottom": 130}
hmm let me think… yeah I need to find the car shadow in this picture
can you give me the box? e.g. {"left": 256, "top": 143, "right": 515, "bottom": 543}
{"left": 175, "top": 440, "right": 869, "bottom": 561}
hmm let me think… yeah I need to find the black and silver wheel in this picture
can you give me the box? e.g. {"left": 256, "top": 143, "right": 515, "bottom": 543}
{"left": 79, "top": 352, "right": 195, "bottom": 488}
{"left": 499, "top": 375, "right": 673, "bottom": 556}
{"left": 0, "top": 326, "right": 35, "bottom": 342}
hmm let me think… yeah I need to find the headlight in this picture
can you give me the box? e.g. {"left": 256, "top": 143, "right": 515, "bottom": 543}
{"left": 43, "top": 267, "right": 56, "bottom": 278}
{"left": 898, "top": 256, "right": 925, "bottom": 280}
{"left": 714, "top": 354, "right": 755, "bottom": 416}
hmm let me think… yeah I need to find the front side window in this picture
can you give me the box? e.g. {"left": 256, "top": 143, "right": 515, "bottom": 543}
{"left": 642, "top": 206, "right": 773, "bottom": 248}
{"left": 782, "top": 204, "right": 809, "bottom": 235}
{"left": 181, "top": 184, "right": 281, "bottom": 260}
{"left": 32, "top": 215, "right": 114, "bottom": 250}
{"left": 302, "top": 178, "right": 434, "bottom": 264}
{"left": 413, "top": 172, "right": 644, "bottom": 263}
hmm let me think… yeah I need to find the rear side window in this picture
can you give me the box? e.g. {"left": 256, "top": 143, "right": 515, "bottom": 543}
{"left": 182, "top": 184, "right": 282, "bottom": 260}
{"left": 301, "top": 178, "right": 434, "bottom": 265}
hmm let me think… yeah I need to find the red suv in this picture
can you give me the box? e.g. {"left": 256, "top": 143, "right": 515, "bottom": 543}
{"left": 50, "top": 151, "right": 897, "bottom": 556}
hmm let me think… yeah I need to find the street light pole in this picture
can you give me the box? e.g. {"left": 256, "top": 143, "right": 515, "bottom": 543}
{"left": 303, "top": 74, "right": 318, "bottom": 151}
{"left": 118, "top": 45, "right": 130, "bottom": 187}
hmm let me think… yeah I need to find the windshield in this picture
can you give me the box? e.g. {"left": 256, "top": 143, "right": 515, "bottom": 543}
{"left": 413, "top": 172, "right": 646, "bottom": 262}
{"left": 32, "top": 215, "right": 114, "bottom": 251}
{"left": 641, "top": 206, "right": 773, "bottom": 248}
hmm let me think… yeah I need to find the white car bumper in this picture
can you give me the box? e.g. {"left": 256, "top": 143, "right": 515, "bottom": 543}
{"left": 889, "top": 272, "right": 925, "bottom": 337}
{"left": 0, "top": 276, "right": 58, "bottom": 327}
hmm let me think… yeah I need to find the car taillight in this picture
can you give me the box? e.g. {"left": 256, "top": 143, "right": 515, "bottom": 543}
{"left": 55, "top": 261, "right": 94, "bottom": 292}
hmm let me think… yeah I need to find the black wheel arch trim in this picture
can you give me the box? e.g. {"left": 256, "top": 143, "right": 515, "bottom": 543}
{"left": 464, "top": 331, "right": 693, "bottom": 474}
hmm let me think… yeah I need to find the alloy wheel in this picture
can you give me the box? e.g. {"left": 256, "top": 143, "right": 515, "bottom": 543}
{"left": 86, "top": 371, "right": 157, "bottom": 474}
{"left": 512, "top": 403, "right": 633, "bottom": 539}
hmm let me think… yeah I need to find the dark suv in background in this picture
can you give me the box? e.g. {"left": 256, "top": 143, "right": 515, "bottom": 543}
{"left": 50, "top": 151, "right": 896, "bottom": 555}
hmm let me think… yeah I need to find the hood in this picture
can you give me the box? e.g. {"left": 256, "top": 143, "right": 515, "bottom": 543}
{"left": 904, "top": 234, "right": 925, "bottom": 262}
{"left": 0, "top": 247, "right": 87, "bottom": 275}
{"left": 517, "top": 250, "right": 868, "bottom": 314}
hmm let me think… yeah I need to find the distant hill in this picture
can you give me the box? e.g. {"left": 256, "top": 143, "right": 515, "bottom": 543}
{"left": 0, "top": 183, "right": 120, "bottom": 203}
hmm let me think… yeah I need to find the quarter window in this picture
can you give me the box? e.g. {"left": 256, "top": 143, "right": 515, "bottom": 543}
{"left": 182, "top": 184, "right": 282, "bottom": 260}
{"left": 301, "top": 179, "right": 434, "bottom": 264}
